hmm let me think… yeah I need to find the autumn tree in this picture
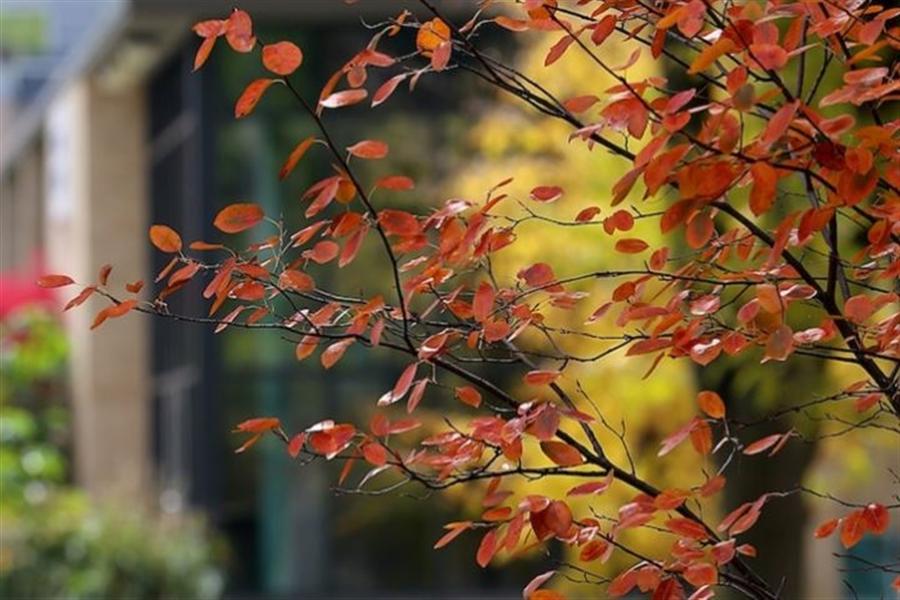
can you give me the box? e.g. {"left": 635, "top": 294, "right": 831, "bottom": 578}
{"left": 41, "top": 2, "right": 899, "bottom": 598}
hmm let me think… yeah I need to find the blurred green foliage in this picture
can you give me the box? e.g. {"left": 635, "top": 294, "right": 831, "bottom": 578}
{"left": 0, "top": 309, "right": 225, "bottom": 600}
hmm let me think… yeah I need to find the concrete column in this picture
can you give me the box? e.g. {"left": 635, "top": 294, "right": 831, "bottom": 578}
{"left": 44, "top": 76, "right": 150, "bottom": 503}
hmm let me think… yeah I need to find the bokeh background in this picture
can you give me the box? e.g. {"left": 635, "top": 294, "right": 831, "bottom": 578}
{"left": 1, "top": 1, "right": 896, "bottom": 598}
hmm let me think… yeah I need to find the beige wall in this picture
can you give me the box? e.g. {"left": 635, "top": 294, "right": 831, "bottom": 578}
{"left": 43, "top": 76, "right": 151, "bottom": 503}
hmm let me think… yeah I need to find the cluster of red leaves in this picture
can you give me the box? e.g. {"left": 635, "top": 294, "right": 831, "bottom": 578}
{"left": 44, "top": 2, "right": 900, "bottom": 599}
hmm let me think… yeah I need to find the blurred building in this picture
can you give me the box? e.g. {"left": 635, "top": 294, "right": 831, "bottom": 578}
{"left": 3, "top": 1, "right": 896, "bottom": 599}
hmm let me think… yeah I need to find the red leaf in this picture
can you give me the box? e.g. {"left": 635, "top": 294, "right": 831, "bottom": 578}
{"left": 750, "top": 43, "right": 788, "bottom": 70}
{"left": 376, "top": 175, "right": 415, "bottom": 191}
{"left": 683, "top": 563, "right": 718, "bottom": 587}
{"left": 407, "top": 378, "right": 428, "bottom": 413}
{"left": 524, "top": 370, "right": 560, "bottom": 386}
{"left": 288, "top": 432, "right": 307, "bottom": 458}
{"left": 591, "top": 15, "right": 616, "bottom": 45}
{"left": 434, "top": 521, "right": 472, "bottom": 549}
{"left": 545, "top": 35, "right": 574, "bottom": 66}
{"left": 305, "top": 240, "right": 340, "bottom": 264}
{"left": 540, "top": 441, "right": 584, "bottom": 467}
{"left": 476, "top": 528, "right": 498, "bottom": 567}
{"left": 279, "top": 136, "right": 315, "bottom": 180}
{"left": 749, "top": 162, "right": 777, "bottom": 216}
{"left": 431, "top": 41, "right": 452, "bottom": 71}
{"left": 563, "top": 95, "right": 599, "bottom": 113}
{"left": 362, "top": 441, "right": 388, "bottom": 466}
{"left": 194, "top": 35, "right": 217, "bottom": 71}
{"left": 844, "top": 294, "right": 875, "bottom": 324}
{"left": 614, "top": 238, "right": 649, "bottom": 254}
{"left": 64, "top": 286, "right": 96, "bottom": 311}
{"left": 37, "top": 274, "right": 75, "bottom": 289}
{"left": 473, "top": 282, "right": 495, "bottom": 322}
{"left": 575, "top": 206, "right": 601, "bottom": 222}
{"left": 225, "top": 9, "right": 255, "bottom": 53}
{"left": 279, "top": 269, "right": 315, "bottom": 292}
{"left": 743, "top": 433, "right": 781, "bottom": 455}
{"left": 841, "top": 510, "right": 866, "bottom": 549}
{"left": 567, "top": 473, "right": 614, "bottom": 496}
{"left": 214, "top": 203, "right": 264, "bottom": 234}
{"left": 530, "top": 185, "right": 564, "bottom": 203}
{"left": 391, "top": 363, "right": 418, "bottom": 403}
{"left": 666, "top": 517, "right": 709, "bottom": 540}
{"left": 544, "top": 500, "right": 573, "bottom": 536}
{"left": 320, "top": 89, "right": 368, "bottom": 109}
{"left": 321, "top": 339, "right": 354, "bottom": 369}
{"left": 378, "top": 209, "right": 421, "bottom": 236}
{"left": 658, "top": 418, "right": 698, "bottom": 456}
{"left": 234, "top": 417, "right": 280, "bottom": 433}
{"left": 347, "top": 139, "right": 389, "bottom": 159}
{"left": 814, "top": 518, "right": 840, "bottom": 539}
{"left": 372, "top": 74, "right": 407, "bottom": 107}
{"left": 262, "top": 41, "right": 303, "bottom": 76}
{"left": 763, "top": 324, "right": 794, "bottom": 362}
{"left": 760, "top": 101, "right": 798, "bottom": 149}
{"left": 608, "top": 568, "right": 638, "bottom": 597}
{"left": 862, "top": 503, "right": 889, "bottom": 534}
{"left": 235, "top": 78, "right": 276, "bottom": 119}
{"left": 523, "top": 571, "right": 557, "bottom": 599}
{"left": 455, "top": 386, "right": 482, "bottom": 408}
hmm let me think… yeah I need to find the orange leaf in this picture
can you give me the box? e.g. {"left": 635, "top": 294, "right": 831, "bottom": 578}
{"left": 149, "top": 224, "right": 183, "bottom": 253}
{"left": 262, "top": 41, "right": 303, "bottom": 75}
{"left": 417, "top": 18, "right": 450, "bottom": 53}
{"left": 214, "top": 203, "right": 264, "bottom": 234}
{"left": 234, "top": 78, "right": 276, "bottom": 119}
